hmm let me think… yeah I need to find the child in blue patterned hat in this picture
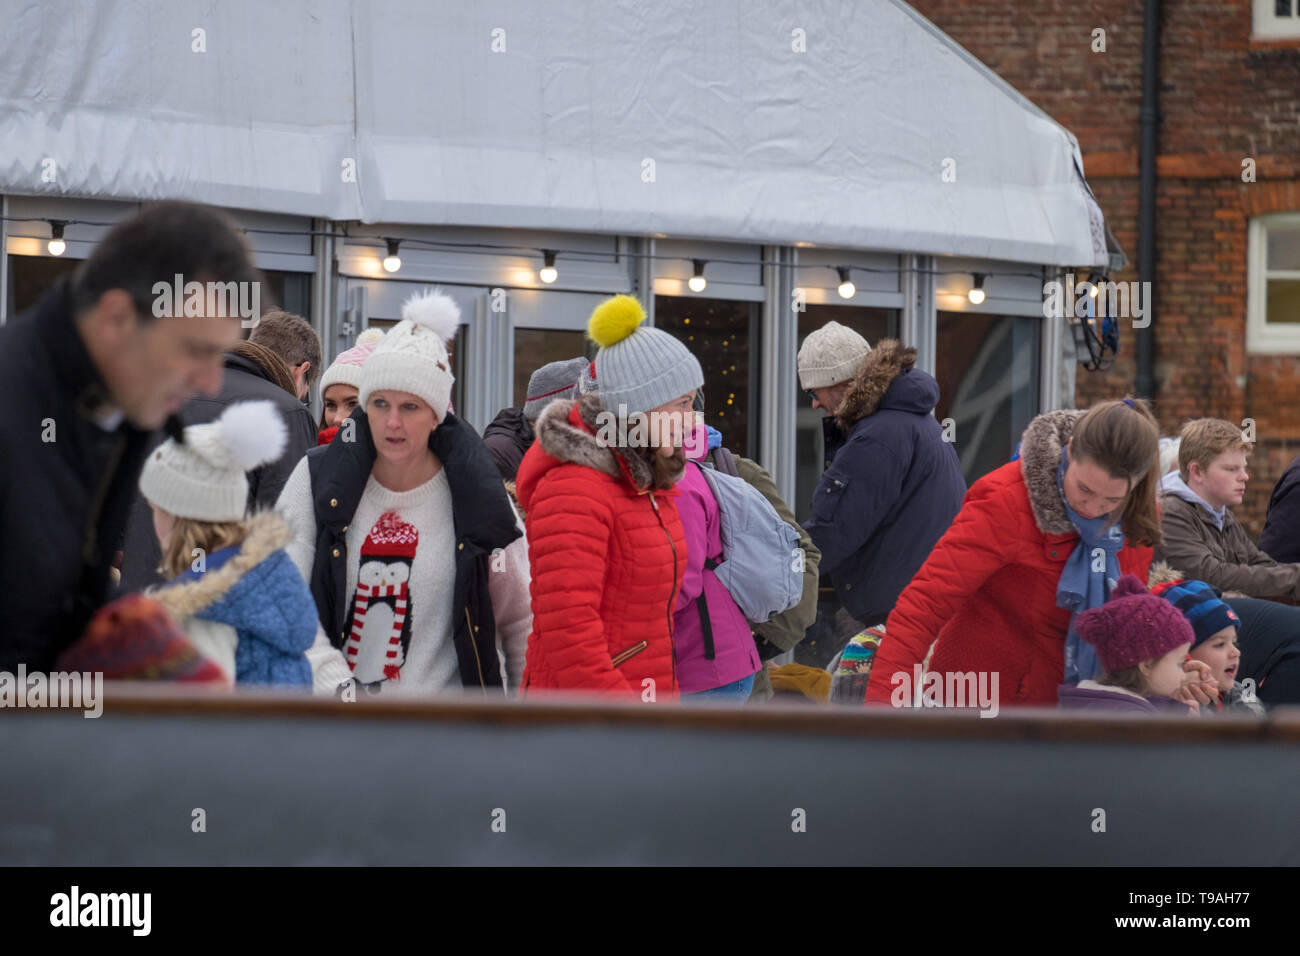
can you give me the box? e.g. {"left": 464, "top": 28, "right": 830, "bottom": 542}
{"left": 1153, "top": 578, "right": 1265, "bottom": 715}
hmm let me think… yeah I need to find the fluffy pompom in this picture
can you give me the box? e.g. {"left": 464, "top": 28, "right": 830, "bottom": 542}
{"left": 216, "top": 401, "right": 288, "bottom": 471}
{"left": 1110, "top": 573, "right": 1148, "bottom": 599}
{"left": 356, "top": 327, "right": 385, "bottom": 346}
{"left": 401, "top": 289, "right": 461, "bottom": 343}
{"left": 588, "top": 295, "right": 645, "bottom": 348}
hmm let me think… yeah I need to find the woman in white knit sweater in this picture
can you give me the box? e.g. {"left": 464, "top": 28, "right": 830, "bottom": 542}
{"left": 277, "top": 291, "right": 532, "bottom": 696}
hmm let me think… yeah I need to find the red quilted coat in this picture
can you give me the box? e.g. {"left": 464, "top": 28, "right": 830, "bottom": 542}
{"left": 515, "top": 395, "right": 687, "bottom": 699}
{"left": 864, "top": 410, "right": 1154, "bottom": 707}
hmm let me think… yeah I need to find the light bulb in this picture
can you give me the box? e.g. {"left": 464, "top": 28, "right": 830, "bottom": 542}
{"left": 688, "top": 259, "right": 707, "bottom": 293}
{"left": 48, "top": 238, "right": 66, "bottom": 256}
{"left": 382, "top": 239, "right": 401, "bottom": 273}
{"left": 968, "top": 273, "right": 986, "bottom": 305}
{"left": 539, "top": 250, "right": 558, "bottom": 284}
{"left": 836, "top": 268, "right": 855, "bottom": 299}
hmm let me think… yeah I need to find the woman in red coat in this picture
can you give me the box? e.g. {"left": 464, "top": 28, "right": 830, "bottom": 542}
{"left": 864, "top": 399, "right": 1162, "bottom": 707}
{"left": 516, "top": 295, "right": 702, "bottom": 700}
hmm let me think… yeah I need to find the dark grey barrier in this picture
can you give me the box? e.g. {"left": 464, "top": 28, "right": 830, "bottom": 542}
{"left": 2, "top": 687, "right": 1298, "bottom": 865}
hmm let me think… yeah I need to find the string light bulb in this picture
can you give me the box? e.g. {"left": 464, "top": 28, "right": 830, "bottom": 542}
{"left": 968, "top": 273, "right": 986, "bottom": 305}
{"left": 47, "top": 221, "right": 66, "bottom": 256}
{"left": 836, "top": 267, "right": 856, "bottom": 299}
{"left": 688, "top": 259, "right": 707, "bottom": 293}
{"left": 538, "top": 249, "right": 558, "bottom": 284}
{"left": 382, "top": 238, "right": 402, "bottom": 273}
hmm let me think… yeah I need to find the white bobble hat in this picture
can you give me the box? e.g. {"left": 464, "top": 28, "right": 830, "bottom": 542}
{"left": 797, "top": 321, "right": 872, "bottom": 390}
{"left": 139, "top": 401, "right": 288, "bottom": 522}
{"left": 358, "top": 289, "right": 460, "bottom": 421}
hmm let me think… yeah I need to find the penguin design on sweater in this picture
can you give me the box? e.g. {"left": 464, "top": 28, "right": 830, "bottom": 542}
{"left": 344, "top": 511, "right": 418, "bottom": 683}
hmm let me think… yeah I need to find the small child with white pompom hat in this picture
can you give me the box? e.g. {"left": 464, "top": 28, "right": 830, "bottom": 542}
{"left": 139, "top": 400, "right": 323, "bottom": 689}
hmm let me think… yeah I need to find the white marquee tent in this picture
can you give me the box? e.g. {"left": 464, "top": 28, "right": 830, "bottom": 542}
{"left": 0, "top": 0, "right": 1110, "bottom": 267}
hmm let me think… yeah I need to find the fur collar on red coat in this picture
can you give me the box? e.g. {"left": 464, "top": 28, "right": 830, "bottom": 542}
{"left": 1017, "top": 408, "right": 1087, "bottom": 536}
{"left": 530, "top": 394, "right": 685, "bottom": 492}
{"left": 833, "top": 339, "right": 917, "bottom": 430}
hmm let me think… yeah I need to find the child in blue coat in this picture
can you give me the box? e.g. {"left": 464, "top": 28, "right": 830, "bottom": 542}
{"left": 139, "top": 401, "right": 338, "bottom": 690}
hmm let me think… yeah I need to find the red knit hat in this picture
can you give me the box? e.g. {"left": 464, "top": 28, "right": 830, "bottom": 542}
{"left": 57, "top": 593, "right": 227, "bottom": 683}
{"left": 1074, "top": 574, "right": 1195, "bottom": 674}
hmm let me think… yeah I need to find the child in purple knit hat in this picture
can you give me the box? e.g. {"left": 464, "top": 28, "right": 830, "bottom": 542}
{"left": 1058, "top": 574, "right": 1212, "bottom": 716}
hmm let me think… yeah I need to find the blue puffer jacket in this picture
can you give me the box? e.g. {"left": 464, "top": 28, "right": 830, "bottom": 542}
{"left": 803, "top": 340, "right": 966, "bottom": 626}
{"left": 155, "top": 513, "right": 317, "bottom": 687}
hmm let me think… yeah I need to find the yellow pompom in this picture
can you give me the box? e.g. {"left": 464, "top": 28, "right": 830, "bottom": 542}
{"left": 588, "top": 295, "right": 646, "bottom": 347}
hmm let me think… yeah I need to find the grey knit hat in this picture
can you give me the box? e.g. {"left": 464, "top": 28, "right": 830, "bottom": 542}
{"left": 588, "top": 295, "right": 703, "bottom": 414}
{"left": 798, "top": 320, "right": 872, "bottom": 389}
{"left": 523, "top": 356, "right": 589, "bottom": 422}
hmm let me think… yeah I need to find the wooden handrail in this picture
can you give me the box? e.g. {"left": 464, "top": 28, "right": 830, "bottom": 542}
{"left": 19, "top": 681, "right": 1300, "bottom": 745}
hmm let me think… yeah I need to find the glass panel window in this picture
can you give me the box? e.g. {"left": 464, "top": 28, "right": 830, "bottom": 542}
{"left": 1266, "top": 280, "right": 1300, "bottom": 325}
{"left": 513, "top": 328, "right": 595, "bottom": 409}
{"left": 6, "top": 254, "right": 80, "bottom": 316}
{"left": 1255, "top": 0, "right": 1300, "bottom": 35}
{"left": 653, "top": 296, "right": 758, "bottom": 458}
{"left": 260, "top": 270, "right": 312, "bottom": 318}
{"left": 794, "top": 306, "right": 900, "bottom": 521}
{"left": 935, "top": 311, "right": 1041, "bottom": 486}
{"left": 1252, "top": 217, "right": 1300, "bottom": 346}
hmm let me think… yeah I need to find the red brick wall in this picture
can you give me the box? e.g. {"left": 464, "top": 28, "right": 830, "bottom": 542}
{"left": 907, "top": 0, "right": 1300, "bottom": 537}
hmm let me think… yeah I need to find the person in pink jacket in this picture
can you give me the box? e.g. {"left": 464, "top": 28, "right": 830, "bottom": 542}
{"left": 673, "top": 418, "right": 762, "bottom": 700}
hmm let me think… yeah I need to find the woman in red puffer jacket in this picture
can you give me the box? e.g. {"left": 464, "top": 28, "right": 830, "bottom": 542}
{"left": 517, "top": 295, "right": 702, "bottom": 699}
{"left": 864, "top": 399, "right": 1162, "bottom": 708}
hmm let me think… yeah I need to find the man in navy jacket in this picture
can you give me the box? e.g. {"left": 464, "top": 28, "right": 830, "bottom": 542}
{"left": 799, "top": 323, "right": 966, "bottom": 634}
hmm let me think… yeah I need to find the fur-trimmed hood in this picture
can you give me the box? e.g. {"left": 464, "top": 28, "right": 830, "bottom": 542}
{"left": 833, "top": 339, "right": 935, "bottom": 430}
{"left": 151, "top": 512, "right": 316, "bottom": 652}
{"left": 522, "top": 394, "right": 682, "bottom": 503}
{"left": 1017, "top": 409, "right": 1085, "bottom": 536}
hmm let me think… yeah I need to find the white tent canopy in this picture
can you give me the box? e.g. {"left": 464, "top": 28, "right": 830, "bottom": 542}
{"left": 0, "top": 0, "right": 1109, "bottom": 266}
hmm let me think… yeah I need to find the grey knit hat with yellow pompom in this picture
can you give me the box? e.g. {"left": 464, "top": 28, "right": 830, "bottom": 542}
{"left": 588, "top": 295, "right": 703, "bottom": 414}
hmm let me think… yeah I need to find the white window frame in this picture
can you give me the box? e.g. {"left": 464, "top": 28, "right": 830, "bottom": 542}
{"left": 1247, "top": 213, "right": 1300, "bottom": 354}
{"left": 1253, "top": 0, "right": 1300, "bottom": 39}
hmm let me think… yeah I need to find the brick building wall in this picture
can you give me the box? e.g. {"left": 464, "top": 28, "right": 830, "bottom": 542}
{"left": 907, "top": 0, "right": 1300, "bottom": 537}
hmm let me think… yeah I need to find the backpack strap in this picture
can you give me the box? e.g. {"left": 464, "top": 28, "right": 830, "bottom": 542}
{"left": 697, "top": 557, "right": 721, "bottom": 661}
{"left": 712, "top": 445, "right": 741, "bottom": 478}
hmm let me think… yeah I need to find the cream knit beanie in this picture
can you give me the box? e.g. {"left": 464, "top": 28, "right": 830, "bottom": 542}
{"left": 359, "top": 290, "right": 460, "bottom": 421}
{"left": 797, "top": 321, "right": 872, "bottom": 390}
{"left": 319, "top": 327, "right": 386, "bottom": 398}
{"left": 139, "top": 401, "right": 288, "bottom": 522}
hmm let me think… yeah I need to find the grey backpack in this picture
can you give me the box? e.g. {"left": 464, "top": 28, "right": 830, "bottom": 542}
{"left": 692, "top": 460, "right": 803, "bottom": 627}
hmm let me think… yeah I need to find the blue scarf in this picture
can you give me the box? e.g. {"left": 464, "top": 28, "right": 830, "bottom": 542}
{"left": 1056, "top": 448, "right": 1126, "bottom": 684}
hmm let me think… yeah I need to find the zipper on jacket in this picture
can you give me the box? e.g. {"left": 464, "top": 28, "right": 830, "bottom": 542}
{"left": 465, "top": 606, "right": 487, "bottom": 688}
{"left": 647, "top": 491, "right": 678, "bottom": 692}
{"left": 611, "top": 640, "right": 649, "bottom": 668}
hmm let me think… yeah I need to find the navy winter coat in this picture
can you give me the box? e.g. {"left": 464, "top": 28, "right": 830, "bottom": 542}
{"left": 1260, "top": 455, "right": 1300, "bottom": 563}
{"left": 803, "top": 341, "right": 965, "bottom": 626}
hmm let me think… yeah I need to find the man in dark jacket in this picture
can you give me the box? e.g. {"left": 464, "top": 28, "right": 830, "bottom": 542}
{"left": 0, "top": 202, "right": 258, "bottom": 671}
{"left": 798, "top": 324, "right": 966, "bottom": 638}
{"left": 484, "top": 356, "right": 588, "bottom": 481}
{"left": 118, "top": 339, "right": 319, "bottom": 591}
{"left": 1260, "top": 455, "right": 1300, "bottom": 564}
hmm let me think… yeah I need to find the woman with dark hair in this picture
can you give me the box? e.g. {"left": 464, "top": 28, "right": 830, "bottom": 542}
{"left": 864, "top": 399, "right": 1163, "bottom": 707}
{"left": 516, "top": 296, "right": 697, "bottom": 699}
